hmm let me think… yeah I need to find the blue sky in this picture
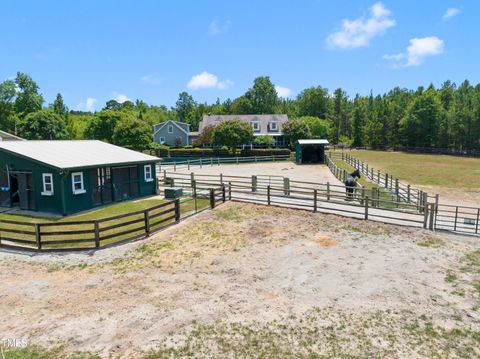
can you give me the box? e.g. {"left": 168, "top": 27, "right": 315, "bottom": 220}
{"left": 1, "top": 1, "right": 477, "bottom": 111}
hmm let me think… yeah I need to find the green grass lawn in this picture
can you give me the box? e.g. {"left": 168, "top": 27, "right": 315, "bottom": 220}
{"left": 0, "top": 196, "right": 211, "bottom": 249}
{"left": 344, "top": 150, "right": 480, "bottom": 189}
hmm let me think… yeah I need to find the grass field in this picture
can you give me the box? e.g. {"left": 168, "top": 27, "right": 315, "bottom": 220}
{"left": 344, "top": 150, "right": 480, "bottom": 189}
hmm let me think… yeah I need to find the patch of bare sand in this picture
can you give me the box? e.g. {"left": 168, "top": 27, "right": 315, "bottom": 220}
{"left": 0, "top": 202, "right": 479, "bottom": 358}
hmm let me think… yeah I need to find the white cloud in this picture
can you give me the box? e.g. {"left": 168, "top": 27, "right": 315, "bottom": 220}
{"left": 382, "top": 53, "right": 405, "bottom": 61}
{"left": 442, "top": 8, "right": 460, "bottom": 20}
{"left": 140, "top": 74, "right": 160, "bottom": 85}
{"left": 208, "top": 20, "right": 231, "bottom": 36}
{"left": 187, "top": 71, "right": 233, "bottom": 90}
{"left": 114, "top": 93, "right": 130, "bottom": 103}
{"left": 275, "top": 85, "right": 292, "bottom": 98}
{"left": 326, "top": 2, "right": 395, "bottom": 49}
{"left": 75, "top": 97, "right": 97, "bottom": 112}
{"left": 384, "top": 36, "right": 444, "bottom": 67}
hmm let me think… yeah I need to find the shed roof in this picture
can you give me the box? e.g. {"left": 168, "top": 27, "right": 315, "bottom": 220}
{"left": 0, "top": 140, "right": 159, "bottom": 170}
{"left": 0, "top": 130, "right": 25, "bottom": 141}
{"left": 297, "top": 139, "right": 329, "bottom": 145}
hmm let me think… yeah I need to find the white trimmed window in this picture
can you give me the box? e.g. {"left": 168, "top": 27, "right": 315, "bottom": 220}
{"left": 159, "top": 136, "right": 165, "bottom": 144}
{"left": 269, "top": 122, "right": 278, "bottom": 131}
{"left": 251, "top": 122, "right": 260, "bottom": 132}
{"left": 41, "top": 173, "right": 54, "bottom": 196}
{"left": 168, "top": 125, "right": 173, "bottom": 133}
{"left": 71, "top": 172, "right": 85, "bottom": 194}
{"left": 144, "top": 165, "right": 153, "bottom": 182}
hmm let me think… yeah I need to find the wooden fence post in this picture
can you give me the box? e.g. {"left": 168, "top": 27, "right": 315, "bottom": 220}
{"left": 228, "top": 181, "right": 232, "bottom": 201}
{"left": 283, "top": 177, "right": 290, "bottom": 196}
{"left": 267, "top": 186, "right": 271, "bottom": 205}
{"left": 407, "top": 185, "right": 411, "bottom": 203}
{"left": 174, "top": 199, "right": 180, "bottom": 222}
{"left": 222, "top": 184, "right": 226, "bottom": 202}
{"left": 187, "top": 160, "right": 190, "bottom": 171}
{"left": 423, "top": 202, "right": 429, "bottom": 229}
{"left": 252, "top": 175, "right": 257, "bottom": 192}
{"left": 190, "top": 172, "right": 195, "bottom": 187}
{"left": 173, "top": 161, "right": 176, "bottom": 172}
{"left": 428, "top": 203, "right": 435, "bottom": 230}
{"left": 475, "top": 208, "right": 479, "bottom": 235}
{"left": 453, "top": 206, "right": 458, "bottom": 231}
{"left": 364, "top": 196, "right": 369, "bottom": 220}
{"left": 327, "top": 182, "right": 330, "bottom": 201}
{"left": 35, "top": 223, "right": 41, "bottom": 250}
{"left": 220, "top": 173, "right": 223, "bottom": 185}
{"left": 313, "top": 189, "right": 318, "bottom": 212}
{"left": 94, "top": 221, "right": 100, "bottom": 248}
{"left": 209, "top": 188, "right": 215, "bottom": 209}
{"left": 385, "top": 173, "right": 388, "bottom": 188}
{"left": 144, "top": 210, "right": 151, "bottom": 237}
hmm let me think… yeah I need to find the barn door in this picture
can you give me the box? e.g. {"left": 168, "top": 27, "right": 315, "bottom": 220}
{"left": 17, "top": 173, "right": 35, "bottom": 210}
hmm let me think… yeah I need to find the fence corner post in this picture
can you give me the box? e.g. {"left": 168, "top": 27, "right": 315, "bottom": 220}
{"left": 35, "top": 223, "right": 41, "bottom": 250}
{"left": 209, "top": 188, "right": 215, "bottom": 209}
{"left": 174, "top": 199, "right": 180, "bottom": 222}
{"left": 94, "top": 221, "right": 100, "bottom": 248}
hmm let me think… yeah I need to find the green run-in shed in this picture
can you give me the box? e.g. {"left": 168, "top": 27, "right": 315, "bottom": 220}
{"left": 0, "top": 140, "right": 160, "bottom": 216}
{"left": 295, "top": 139, "right": 329, "bottom": 164}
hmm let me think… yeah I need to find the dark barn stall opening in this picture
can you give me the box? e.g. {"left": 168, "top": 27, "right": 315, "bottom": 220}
{"left": 295, "top": 139, "right": 329, "bottom": 164}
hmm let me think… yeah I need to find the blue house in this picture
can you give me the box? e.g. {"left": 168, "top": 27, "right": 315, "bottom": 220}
{"left": 153, "top": 120, "right": 191, "bottom": 146}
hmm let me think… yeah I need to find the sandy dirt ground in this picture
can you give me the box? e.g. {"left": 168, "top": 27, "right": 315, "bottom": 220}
{"left": 1, "top": 202, "right": 479, "bottom": 358}
{"left": 165, "top": 161, "right": 343, "bottom": 185}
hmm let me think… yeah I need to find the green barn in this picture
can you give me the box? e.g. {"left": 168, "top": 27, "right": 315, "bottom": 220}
{"left": 295, "top": 139, "right": 329, "bottom": 164}
{"left": 0, "top": 140, "right": 160, "bottom": 216}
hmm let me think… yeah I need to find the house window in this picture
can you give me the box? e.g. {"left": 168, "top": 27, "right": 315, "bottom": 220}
{"left": 159, "top": 137, "right": 166, "bottom": 144}
{"left": 144, "top": 165, "right": 153, "bottom": 182}
{"left": 269, "top": 122, "right": 278, "bottom": 131}
{"left": 168, "top": 125, "right": 173, "bottom": 133}
{"left": 72, "top": 172, "right": 85, "bottom": 194}
{"left": 41, "top": 173, "right": 54, "bottom": 196}
{"left": 251, "top": 122, "right": 260, "bottom": 132}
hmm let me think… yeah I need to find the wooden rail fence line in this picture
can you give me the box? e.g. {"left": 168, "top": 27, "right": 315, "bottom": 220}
{"left": 0, "top": 187, "right": 228, "bottom": 251}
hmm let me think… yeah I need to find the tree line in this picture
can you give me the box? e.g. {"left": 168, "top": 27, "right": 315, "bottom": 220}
{"left": 0, "top": 72, "right": 479, "bottom": 150}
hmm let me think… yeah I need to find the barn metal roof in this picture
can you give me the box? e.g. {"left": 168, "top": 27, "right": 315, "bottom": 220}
{"left": 0, "top": 140, "right": 159, "bottom": 170}
{"left": 298, "top": 139, "right": 329, "bottom": 145}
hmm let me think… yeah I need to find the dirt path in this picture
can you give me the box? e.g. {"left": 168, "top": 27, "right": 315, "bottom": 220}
{"left": 1, "top": 202, "right": 479, "bottom": 358}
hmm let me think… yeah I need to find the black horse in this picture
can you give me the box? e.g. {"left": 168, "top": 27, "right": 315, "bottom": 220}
{"left": 345, "top": 169, "right": 361, "bottom": 199}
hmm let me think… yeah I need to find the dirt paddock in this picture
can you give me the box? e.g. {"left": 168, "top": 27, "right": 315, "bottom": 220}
{"left": 1, "top": 202, "right": 479, "bottom": 358}
{"left": 166, "top": 161, "right": 343, "bottom": 185}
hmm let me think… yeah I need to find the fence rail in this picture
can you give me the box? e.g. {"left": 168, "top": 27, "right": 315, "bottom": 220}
{"left": 159, "top": 171, "right": 480, "bottom": 237}
{"left": 0, "top": 200, "right": 180, "bottom": 250}
{"left": 327, "top": 151, "right": 437, "bottom": 207}
{"left": 157, "top": 155, "right": 291, "bottom": 172}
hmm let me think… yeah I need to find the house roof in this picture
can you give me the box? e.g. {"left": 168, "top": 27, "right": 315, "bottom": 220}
{"left": 153, "top": 120, "right": 189, "bottom": 137}
{"left": 0, "top": 140, "right": 159, "bottom": 170}
{"left": 298, "top": 139, "right": 329, "bottom": 145}
{"left": 0, "top": 130, "right": 25, "bottom": 141}
{"left": 199, "top": 114, "right": 288, "bottom": 133}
